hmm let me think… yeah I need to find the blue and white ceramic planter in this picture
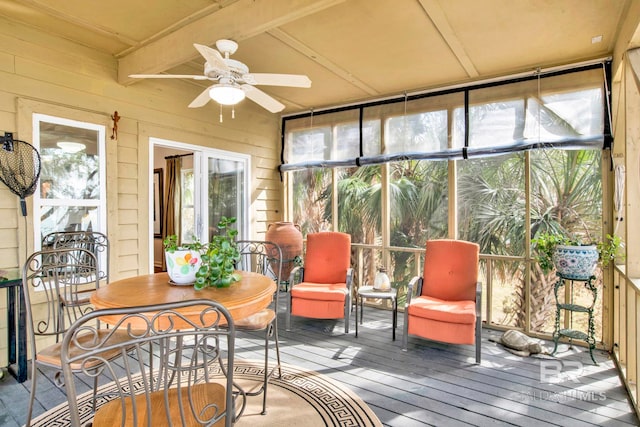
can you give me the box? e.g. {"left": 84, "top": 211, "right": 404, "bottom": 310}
{"left": 552, "top": 245, "right": 599, "bottom": 280}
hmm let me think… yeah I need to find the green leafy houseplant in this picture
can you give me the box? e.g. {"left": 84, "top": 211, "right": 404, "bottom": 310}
{"left": 194, "top": 216, "right": 241, "bottom": 290}
{"left": 162, "top": 217, "right": 240, "bottom": 288}
{"left": 532, "top": 232, "right": 622, "bottom": 274}
{"left": 162, "top": 234, "right": 205, "bottom": 253}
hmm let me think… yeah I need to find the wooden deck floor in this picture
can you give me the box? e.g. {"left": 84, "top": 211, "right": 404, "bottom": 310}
{"left": 1, "top": 295, "right": 638, "bottom": 427}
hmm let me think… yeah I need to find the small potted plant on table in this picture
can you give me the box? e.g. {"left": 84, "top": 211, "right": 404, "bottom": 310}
{"left": 163, "top": 217, "right": 241, "bottom": 288}
{"left": 163, "top": 234, "right": 205, "bottom": 285}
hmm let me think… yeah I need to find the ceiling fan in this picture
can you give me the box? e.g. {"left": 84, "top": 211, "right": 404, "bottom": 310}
{"left": 129, "top": 39, "right": 311, "bottom": 113}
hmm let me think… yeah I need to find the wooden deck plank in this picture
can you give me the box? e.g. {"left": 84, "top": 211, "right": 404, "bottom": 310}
{"left": 283, "top": 303, "right": 638, "bottom": 427}
{"left": 0, "top": 297, "right": 637, "bottom": 427}
{"left": 355, "top": 331, "right": 635, "bottom": 423}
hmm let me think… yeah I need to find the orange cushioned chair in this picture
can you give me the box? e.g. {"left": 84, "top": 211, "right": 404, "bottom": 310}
{"left": 286, "top": 232, "right": 353, "bottom": 333}
{"left": 402, "top": 239, "right": 482, "bottom": 364}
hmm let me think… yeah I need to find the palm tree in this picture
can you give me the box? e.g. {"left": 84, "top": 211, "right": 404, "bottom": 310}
{"left": 458, "top": 149, "right": 602, "bottom": 331}
{"left": 322, "top": 160, "right": 448, "bottom": 301}
{"left": 458, "top": 154, "right": 526, "bottom": 326}
{"left": 292, "top": 144, "right": 602, "bottom": 333}
{"left": 292, "top": 168, "right": 332, "bottom": 235}
{"left": 529, "top": 149, "right": 602, "bottom": 332}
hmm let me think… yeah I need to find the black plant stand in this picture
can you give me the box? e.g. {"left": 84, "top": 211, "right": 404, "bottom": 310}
{"left": 0, "top": 268, "right": 27, "bottom": 382}
{"left": 552, "top": 274, "right": 598, "bottom": 365}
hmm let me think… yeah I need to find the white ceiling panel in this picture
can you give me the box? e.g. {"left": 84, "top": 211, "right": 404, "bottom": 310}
{"left": 0, "top": 0, "right": 634, "bottom": 115}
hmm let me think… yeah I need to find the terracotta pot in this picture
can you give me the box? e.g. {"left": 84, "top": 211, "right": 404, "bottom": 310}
{"left": 266, "top": 222, "right": 303, "bottom": 280}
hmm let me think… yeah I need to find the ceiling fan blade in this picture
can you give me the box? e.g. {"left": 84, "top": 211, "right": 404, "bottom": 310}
{"left": 188, "top": 86, "right": 213, "bottom": 108}
{"left": 129, "top": 74, "right": 209, "bottom": 80}
{"left": 193, "top": 43, "right": 229, "bottom": 73}
{"left": 243, "top": 73, "right": 311, "bottom": 88}
{"left": 241, "top": 84, "right": 285, "bottom": 113}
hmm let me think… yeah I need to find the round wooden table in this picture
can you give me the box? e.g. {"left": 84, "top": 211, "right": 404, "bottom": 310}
{"left": 90, "top": 271, "right": 276, "bottom": 327}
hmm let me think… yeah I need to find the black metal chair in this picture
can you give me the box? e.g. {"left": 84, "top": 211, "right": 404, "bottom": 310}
{"left": 41, "top": 231, "right": 109, "bottom": 281}
{"left": 61, "top": 299, "right": 236, "bottom": 427}
{"left": 234, "top": 240, "right": 282, "bottom": 415}
{"left": 41, "top": 231, "right": 110, "bottom": 318}
{"left": 22, "top": 248, "right": 130, "bottom": 427}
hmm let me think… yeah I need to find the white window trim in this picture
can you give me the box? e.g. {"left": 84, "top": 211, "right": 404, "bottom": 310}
{"left": 32, "top": 113, "right": 107, "bottom": 251}
{"left": 149, "top": 137, "right": 250, "bottom": 273}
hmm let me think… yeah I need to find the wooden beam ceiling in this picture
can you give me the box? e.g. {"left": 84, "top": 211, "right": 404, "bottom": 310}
{"left": 117, "top": 0, "right": 347, "bottom": 85}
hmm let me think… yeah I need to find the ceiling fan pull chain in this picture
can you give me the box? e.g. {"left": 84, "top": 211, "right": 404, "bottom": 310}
{"left": 232, "top": 106, "right": 235, "bottom": 119}
{"left": 219, "top": 104, "right": 223, "bottom": 123}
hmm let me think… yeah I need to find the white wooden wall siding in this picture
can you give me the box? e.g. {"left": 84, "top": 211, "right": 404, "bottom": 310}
{"left": 607, "top": 51, "right": 640, "bottom": 415}
{"left": 0, "top": 17, "right": 283, "bottom": 365}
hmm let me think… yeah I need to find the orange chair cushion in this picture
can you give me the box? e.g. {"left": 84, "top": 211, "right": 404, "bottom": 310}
{"left": 290, "top": 282, "right": 348, "bottom": 319}
{"left": 303, "top": 232, "right": 351, "bottom": 284}
{"left": 407, "top": 315, "right": 476, "bottom": 345}
{"left": 291, "top": 297, "right": 346, "bottom": 319}
{"left": 291, "top": 282, "right": 347, "bottom": 319}
{"left": 422, "top": 239, "right": 479, "bottom": 301}
{"left": 291, "top": 282, "right": 347, "bottom": 301}
{"left": 407, "top": 295, "right": 477, "bottom": 345}
{"left": 407, "top": 295, "right": 476, "bottom": 324}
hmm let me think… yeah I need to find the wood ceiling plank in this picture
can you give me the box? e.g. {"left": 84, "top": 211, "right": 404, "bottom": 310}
{"left": 14, "top": 0, "right": 140, "bottom": 46}
{"left": 267, "top": 27, "right": 378, "bottom": 95}
{"left": 116, "top": 2, "right": 236, "bottom": 56}
{"left": 417, "top": 0, "right": 478, "bottom": 78}
{"left": 118, "top": 0, "right": 346, "bottom": 85}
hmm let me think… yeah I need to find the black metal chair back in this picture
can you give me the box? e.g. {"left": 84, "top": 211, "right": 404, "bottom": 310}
{"left": 234, "top": 240, "right": 282, "bottom": 415}
{"left": 22, "top": 248, "right": 101, "bottom": 426}
{"left": 42, "top": 230, "right": 109, "bottom": 284}
{"left": 61, "top": 299, "right": 236, "bottom": 427}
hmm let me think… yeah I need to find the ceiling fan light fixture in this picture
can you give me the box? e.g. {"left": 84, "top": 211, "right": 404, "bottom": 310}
{"left": 56, "top": 141, "right": 86, "bottom": 153}
{"left": 209, "top": 84, "right": 245, "bottom": 105}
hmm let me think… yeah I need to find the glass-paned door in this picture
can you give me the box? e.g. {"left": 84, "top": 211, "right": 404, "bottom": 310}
{"left": 151, "top": 138, "right": 249, "bottom": 258}
{"left": 203, "top": 156, "right": 247, "bottom": 241}
{"left": 180, "top": 168, "right": 196, "bottom": 243}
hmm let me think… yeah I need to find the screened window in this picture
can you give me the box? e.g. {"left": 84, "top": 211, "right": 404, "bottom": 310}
{"left": 389, "top": 160, "right": 448, "bottom": 247}
{"left": 453, "top": 100, "right": 525, "bottom": 148}
{"left": 291, "top": 168, "right": 332, "bottom": 235}
{"left": 337, "top": 165, "right": 381, "bottom": 244}
{"left": 386, "top": 110, "right": 448, "bottom": 154}
{"left": 457, "top": 153, "right": 525, "bottom": 255}
{"left": 34, "top": 115, "right": 106, "bottom": 246}
{"left": 287, "top": 128, "right": 330, "bottom": 164}
{"left": 282, "top": 63, "right": 610, "bottom": 337}
{"left": 282, "top": 66, "right": 606, "bottom": 171}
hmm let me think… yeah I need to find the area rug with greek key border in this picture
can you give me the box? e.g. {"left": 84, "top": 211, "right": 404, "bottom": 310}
{"left": 29, "top": 360, "right": 382, "bottom": 426}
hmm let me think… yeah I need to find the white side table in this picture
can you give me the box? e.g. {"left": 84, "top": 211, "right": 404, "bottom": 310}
{"left": 355, "top": 286, "right": 398, "bottom": 340}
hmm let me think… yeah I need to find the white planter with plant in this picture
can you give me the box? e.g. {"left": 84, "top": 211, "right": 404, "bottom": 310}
{"left": 163, "top": 235, "right": 205, "bottom": 285}
{"left": 163, "top": 217, "right": 241, "bottom": 289}
{"left": 551, "top": 244, "right": 599, "bottom": 280}
{"left": 532, "top": 232, "right": 621, "bottom": 280}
